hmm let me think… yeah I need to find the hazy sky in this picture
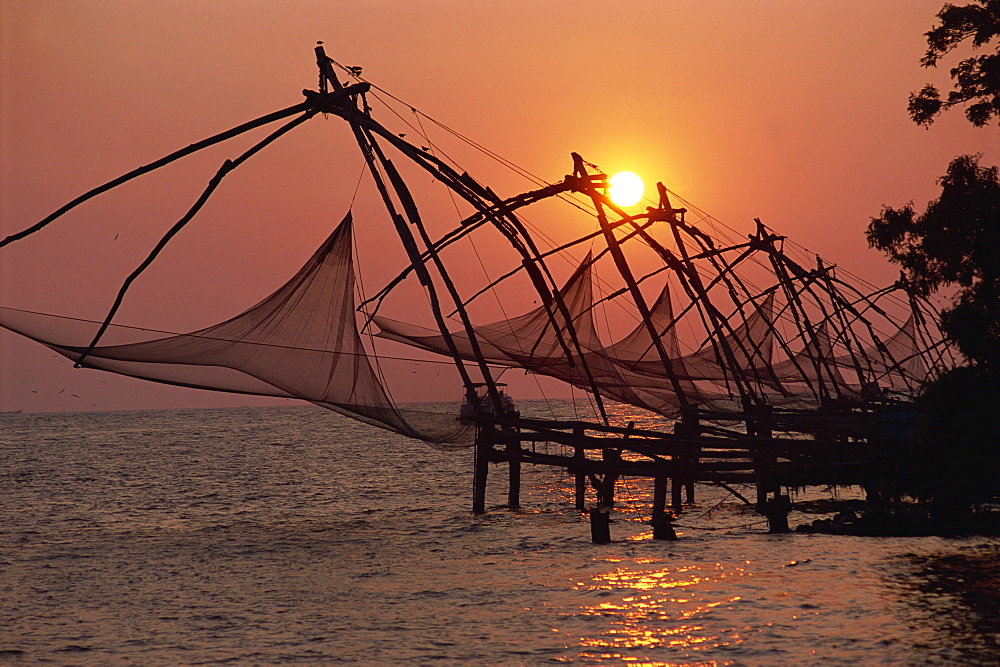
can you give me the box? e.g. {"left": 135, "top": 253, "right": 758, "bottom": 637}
{"left": 1, "top": 0, "right": 997, "bottom": 413}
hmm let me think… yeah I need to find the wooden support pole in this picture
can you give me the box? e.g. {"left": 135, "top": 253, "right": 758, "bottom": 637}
{"left": 472, "top": 428, "right": 490, "bottom": 515}
{"left": 0, "top": 96, "right": 334, "bottom": 250}
{"left": 570, "top": 155, "right": 693, "bottom": 409}
{"left": 747, "top": 402, "right": 776, "bottom": 506}
{"left": 653, "top": 474, "right": 667, "bottom": 520}
{"left": 755, "top": 469, "right": 769, "bottom": 507}
{"left": 673, "top": 408, "right": 700, "bottom": 512}
{"left": 590, "top": 506, "right": 611, "bottom": 544}
{"left": 753, "top": 454, "right": 779, "bottom": 506}
{"left": 652, "top": 513, "right": 677, "bottom": 541}
{"left": 600, "top": 475, "right": 617, "bottom": 508}
{"left": 651, "top": 473, "right": 676, "bottom": 540}
{"left": 601, "top": 449, "right": 621, "bottom": 508}
{"left": 359, "top": 130, "right": 493, "bottom": 411}
{"left": 587, "top": 445, "right": 614, "bottom": 543}
{"left": 758, "top": 493, "right": 792, "bottom": 533}
{"left": 76, "top": 112, "right": 317, "bottom": 367}
{"left": 671, "top": 471, "right": 683, "bottom": 514}
{"left": 506, "top": 438, "right": 521, "bottom": 509}
{"left": 574, "top": 446, "right": 586, "bottom": 511}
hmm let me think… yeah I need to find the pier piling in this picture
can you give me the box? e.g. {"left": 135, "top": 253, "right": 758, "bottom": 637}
{"left": 590, "top": 506, "right": 611, "bottom": 543}
{"left": 651, "top": 513, "right": 677, "bottom": 540}
{"left": 472, "top": 428, "right": 490, "bottom": 515}
{"left": 758, "top": 493, "right": 792, "bottom": 533}
{"left": 653, "top": 473, "right": 667, "bottom": 520}
{"left": 600, "top": 449, "right": 621, "bottom": 508}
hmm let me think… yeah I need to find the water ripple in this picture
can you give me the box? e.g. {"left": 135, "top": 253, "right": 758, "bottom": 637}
{"left": 0, "top": 405, "right": 997, "bottom": 664}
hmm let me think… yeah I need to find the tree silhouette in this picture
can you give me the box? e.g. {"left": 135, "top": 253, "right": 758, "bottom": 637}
{"left": 868, "top": 155, "right": 1000, "bottom": 370}
{"left": 909, "top": 0, "right": 1000, "bottom": 127}
{"left": 865, "top": 3, "right": 1000, "bottom": 507}
{"left": 867, "top": 157, "right": 1000, "bottom": 505}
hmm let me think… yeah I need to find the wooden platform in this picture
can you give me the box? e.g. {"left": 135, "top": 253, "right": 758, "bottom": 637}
{"left": 470, "top": 402, "right": 913, "bottom": 539}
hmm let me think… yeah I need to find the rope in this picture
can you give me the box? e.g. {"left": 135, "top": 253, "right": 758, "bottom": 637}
{"left": 329, "top": 58, "right": 935, "bottom": 365}
{"left": 674, "top": 519, "right": 769, "bottom": 531}
{"left": 0, "top": 305, "right": 486, "bottom": 366}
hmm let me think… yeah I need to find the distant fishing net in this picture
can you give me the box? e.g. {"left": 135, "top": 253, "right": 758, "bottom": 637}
{"left": 375, "top": 254, "right": 749, "bottom": 417}
{"left": 0, "top": 207, "right": 944, "bottom": 439}
{"left": 0, "top": 213, "right": 473, "bottom": 447}
{"left": 375, "top": 256, "right": 691, "bottom": 417}
{"left": 375, "top": 250, "right": 936, "bottom": 418}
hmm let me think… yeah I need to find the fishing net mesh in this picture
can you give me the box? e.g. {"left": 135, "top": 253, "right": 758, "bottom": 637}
{"left": 0, "top": 211, "right": 942, "bottom": 443}
{"left": 0, "top": 213, "right": 473, "bottom": 447}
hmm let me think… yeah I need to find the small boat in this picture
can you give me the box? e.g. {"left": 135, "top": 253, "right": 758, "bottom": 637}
{"left": 460, "top": 383, "right": 518, "bottom": 424}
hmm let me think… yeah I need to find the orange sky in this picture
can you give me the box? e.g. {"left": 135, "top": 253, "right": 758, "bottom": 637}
{"left": 1, "top": 0, "right": 997, "bottom": 413}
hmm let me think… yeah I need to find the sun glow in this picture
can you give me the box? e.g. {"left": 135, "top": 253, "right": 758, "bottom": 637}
{"left": 608, "top": 171, "right": 644, "bottom": 207}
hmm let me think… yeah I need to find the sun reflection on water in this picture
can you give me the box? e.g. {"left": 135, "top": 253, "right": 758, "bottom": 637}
{"left": 565, "top": 562, "right": 751, "bottom": 661}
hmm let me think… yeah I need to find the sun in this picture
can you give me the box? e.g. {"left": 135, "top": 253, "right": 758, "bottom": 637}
{"left": 608, "top": 171, "right": 644, "bottom": 207}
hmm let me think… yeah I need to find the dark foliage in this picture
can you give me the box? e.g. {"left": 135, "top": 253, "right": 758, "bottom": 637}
{"left": 868, "top": 155, "right": 1000, "bottom": 505}
{"left": 867, "top": 155, "right": 1000, "bottom": 370}
{"left": 867, "top": 4, "right": 1000, "bottom": 509}
{"left": 909, "top": 0, "right": 1000, "bottom": 127}
{"left": 893, "top": 365, "right": 1000, "bottom": 504}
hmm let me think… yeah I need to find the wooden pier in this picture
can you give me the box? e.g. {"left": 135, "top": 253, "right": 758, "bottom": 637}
{"left": 470, "top": 400, "right": 910, "bottom": 540}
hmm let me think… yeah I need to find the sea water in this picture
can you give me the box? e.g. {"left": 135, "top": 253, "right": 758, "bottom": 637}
{"left": 1, "top": 404, "right": 998, "bottom": 665}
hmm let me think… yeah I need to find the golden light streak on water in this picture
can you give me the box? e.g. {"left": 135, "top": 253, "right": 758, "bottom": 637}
{"left": 569, "top": 563, "right": 752, "bottom": 655}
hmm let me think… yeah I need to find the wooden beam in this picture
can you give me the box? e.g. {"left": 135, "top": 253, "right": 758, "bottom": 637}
{"left": 472, "top": 428, "right": 491, "bottom": 514}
